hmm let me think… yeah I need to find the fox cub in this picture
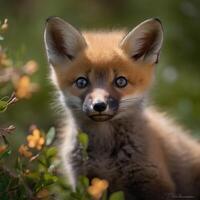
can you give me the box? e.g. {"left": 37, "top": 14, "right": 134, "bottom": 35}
{"left": 44, "top": 17, "right": 200, "bottom": 200}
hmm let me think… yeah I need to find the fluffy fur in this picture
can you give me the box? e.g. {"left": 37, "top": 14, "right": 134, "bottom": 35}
{"left": 44, "top": 17, "right": 200, "bottom": 200}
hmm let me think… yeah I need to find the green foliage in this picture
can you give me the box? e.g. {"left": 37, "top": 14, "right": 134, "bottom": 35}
{"left": 0, "top": 99, "right": 7, "bottom": 112}
{"left": 0, "top": 97, "right": 122, "bottom": 200}
{"left": 109, "top": 192, "right": 124, "bottom": 200}
{"left": 46, "top": 127, "right": 56, "bottom": 146}
{"left": 78, "top": 132, "right": 89, "bottom": 150}
{"left": 78, "top": 132, "right": 89, "bottom": 160}
{"left": 0, "top": 148, "right": 12, "bottom": 160}
{"left": 0, "top": 127, "right": 124, "bottom": 199}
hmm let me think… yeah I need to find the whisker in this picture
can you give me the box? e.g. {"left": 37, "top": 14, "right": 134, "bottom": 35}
{"left": 119, "top": 107, "right": 130, "bottom": 111}
{"left": 119, "top": 103, "right": 133, "bottom": 108}
{"left": 119, "top": 101, "right": 136, "bottom": 106}
{"left": 121, "top": 97, "right": 140, "bottom": 101}
{"left": 119, "top": 97, "right": 142, "bottom": 107}
{"left": 120, "top": 98, "right": 140, "bottom": 103}
{"left": 120, "top": 101, "right": 137, "bottom": 105}
{"left": 119, "top": 100, "right": 139, "bottom": 109}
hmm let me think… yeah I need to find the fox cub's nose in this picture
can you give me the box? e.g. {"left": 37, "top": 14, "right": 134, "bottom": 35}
{"left": 93, "top": 102, "right": 107, "bottom": 112}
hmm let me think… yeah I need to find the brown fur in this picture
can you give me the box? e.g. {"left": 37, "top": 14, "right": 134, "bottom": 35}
{"left": 44, "top": 18, "right": 200, "bottom": 200}
{"left": 73, "top": 107, "right": 200, "bottom": 200}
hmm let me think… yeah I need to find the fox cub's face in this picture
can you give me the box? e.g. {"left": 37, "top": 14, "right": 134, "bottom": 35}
{"left": 44, "top": 17, "right": 163, "bottom": 121}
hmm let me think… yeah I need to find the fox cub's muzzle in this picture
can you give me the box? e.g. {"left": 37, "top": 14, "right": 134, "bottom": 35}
{"left": 82, "top": 89, "right": 119, "bottom": 122}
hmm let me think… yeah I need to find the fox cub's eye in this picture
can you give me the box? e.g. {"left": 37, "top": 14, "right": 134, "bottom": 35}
{"left": 75, "top": 77, "right": 89, "bottom": 89}
{"left": 115, "top": 76, "right": 128, "bottom": 88}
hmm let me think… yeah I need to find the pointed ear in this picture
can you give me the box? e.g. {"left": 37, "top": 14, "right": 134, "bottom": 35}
{"left": 44, "top": 17, "right": 87, "bottom": 66}
{"left": 120, "top": 18, "right": 163, "bottom": 64}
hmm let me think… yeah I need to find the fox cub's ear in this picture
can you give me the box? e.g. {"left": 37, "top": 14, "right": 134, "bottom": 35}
{"left": 44, "top": 17, "right": 87, "bottom": 66}
{"left": 120, "top": 18, "right": 163, "bottom": 64}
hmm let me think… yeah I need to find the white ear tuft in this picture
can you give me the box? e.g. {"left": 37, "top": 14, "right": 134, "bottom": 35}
{"left": 44, "top": 17, "right": 87, "bottom": 66}
{"left": 120, "top": 18, "right": 163, "bottom": 64}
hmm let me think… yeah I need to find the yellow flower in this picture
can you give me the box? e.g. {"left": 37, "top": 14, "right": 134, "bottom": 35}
{"left": 91, "top": 178, "right": 109, "bottom": 191}
{"left": 14, "top": 75, "right": 39, "bottom": 99}
{"left": 15, "top": 76, "right": 32, "bottom": 99}
{"left": 88, "top": 178, "right": 109, "bottom": 200}
{"left": 18, "top": 145, "right": 32, "bottom": 158}
{"left": 23, "top": 60, "right": 38, "bottom": 75}
{"left": 0, "top": 145, "right": 7, "bottom": 153}
{"left": 27, "top": 128, "right": 45, "bottom": 150}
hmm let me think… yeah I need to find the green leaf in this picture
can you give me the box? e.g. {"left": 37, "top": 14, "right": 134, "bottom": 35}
{"left": 44, "top": 172, "right": 58, "bottom": 185}
{"left": 102, "top": 190, "right": 108, "bottom": 200}
{"left": 46, "top": 146, "right": 57, "bottom": 158}
{"left": 0, "top": 168, "right": 12, "bottom": 194}
{"left": 46, "top": 127, "right": 56, "bottom": 146}
{"left": 109, "top": 191, "right": 124, "bottom": 200}
{"left": 0, "top": 35, "right": 4, "bottom": 40}
{"left": 0, "top": 148, "right": 12, "bottom": 160}
{"left": 26, "top": 172, "right": 41, "bottom": 181}
{"left": 78, "top": 176, "right": 89, "bottom": 188}
{"left": 15, "top": 156, "right": 23, "bottom": 171}
{"left": 0, "top": 100, "right": 8, "bottom": 112}
{"left": 78, "top": 132, "right": 88, "bottom": 150}
{"left": 56, "top": 177, "right": 72, "bottom": 190}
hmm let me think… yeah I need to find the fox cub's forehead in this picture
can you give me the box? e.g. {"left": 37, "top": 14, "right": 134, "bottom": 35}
{"left": 83, "top": 31, "right": 125, "bottom": 49}
{"left": 82, "top": 31, "right": 126, "bottom": 63}
{"left": 64, "top": 31, "right": 137, "bottom": 79}
{"left": 61, "top": 31, "right": 154, "bottom": 90}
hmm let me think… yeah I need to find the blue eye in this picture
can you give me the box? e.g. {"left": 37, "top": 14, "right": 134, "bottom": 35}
{"left": 115, "top": 76, "right": 128, "bottom": 88}
{"left": 75, "top": 77, "right": 89, "bottom": 89}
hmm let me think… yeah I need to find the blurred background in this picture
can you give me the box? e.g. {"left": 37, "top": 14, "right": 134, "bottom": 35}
{"left": 0, "top": 0, "right": 200, "bottom": 145}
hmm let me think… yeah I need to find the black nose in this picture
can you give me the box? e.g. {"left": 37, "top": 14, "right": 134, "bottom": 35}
{"left": 93, "top": 102, "right": 107, "bottom": 112}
